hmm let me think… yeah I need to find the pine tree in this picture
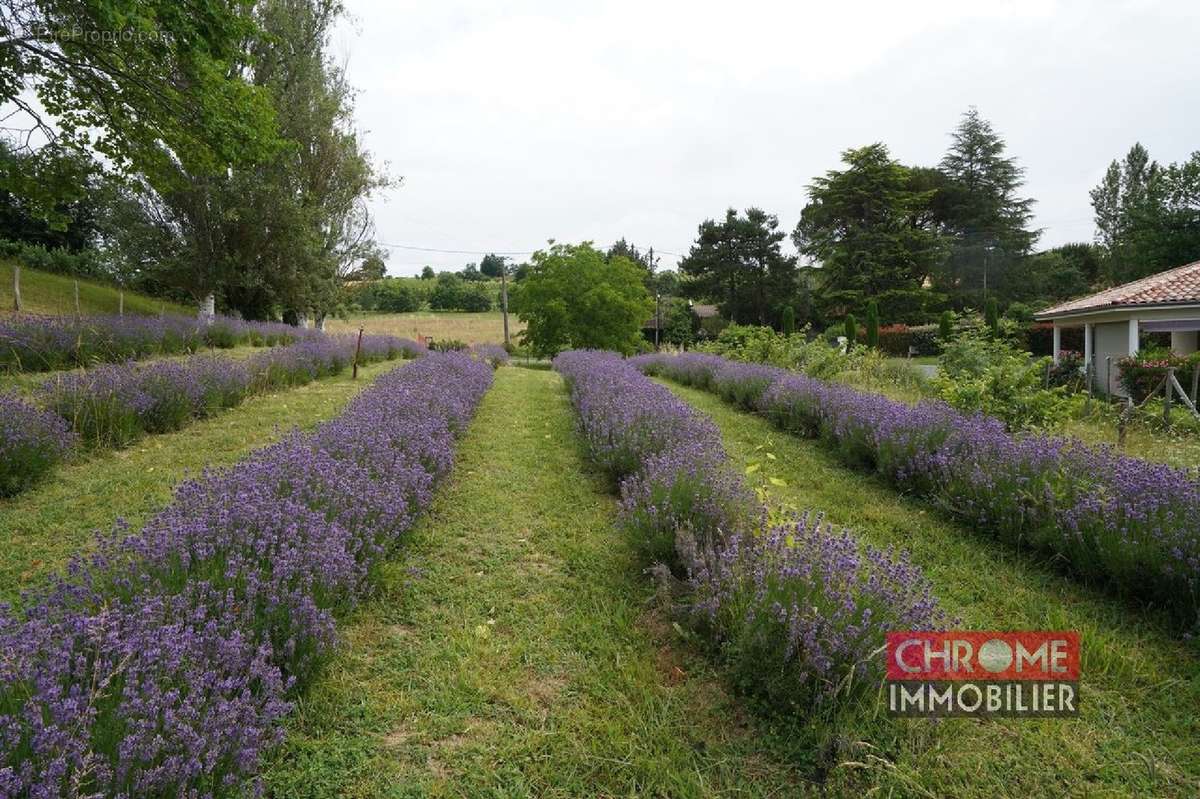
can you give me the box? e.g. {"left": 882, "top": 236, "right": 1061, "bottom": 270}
{"left": 935, "top": 108, "right": 1038, "bottom": 308}
{"left": 865, "top": 300, "right": 880, "bottom": 349}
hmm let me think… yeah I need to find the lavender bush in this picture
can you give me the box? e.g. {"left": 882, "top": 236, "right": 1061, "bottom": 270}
{"left": 680, "top": 511, "right": 949, "bottom": 708}
{"left": 0, "top": 313, "right": 309, "bottom": 374}
{"left": 0, "top": 352, "right": 493, "bottom": 796}
{"left": 555, "top": 350, "right": 753, "bottom": 565}
{"left": 0, "top": 394, "right": 77, "bottom": 497}
{"left": 469, "top": 343, "right": 510, "bottom": 368}
{"left": 555, "top": 350, "right": 946, "bottom": 713}
{"left": 37, "top": 334, "right": 421, "bottom": 450}
{"left": 638, "top": 352, "right": 1200, "bottom": 626}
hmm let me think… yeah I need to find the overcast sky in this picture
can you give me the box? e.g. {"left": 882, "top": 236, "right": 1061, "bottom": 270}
{"left": 333, "top": 0, "right": 1200, "bottom": 276}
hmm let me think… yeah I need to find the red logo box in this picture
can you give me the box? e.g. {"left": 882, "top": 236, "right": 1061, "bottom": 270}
{"left": 886, "top": 631, "right": 1080, "bottom": 682}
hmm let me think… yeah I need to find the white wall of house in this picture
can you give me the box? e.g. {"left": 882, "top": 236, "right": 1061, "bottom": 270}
{"left": 1093, "top": 322, "right": 1130, "bottom": 395}
{"left": 1172, "top": 330, "right": 1199, "bottom": 354}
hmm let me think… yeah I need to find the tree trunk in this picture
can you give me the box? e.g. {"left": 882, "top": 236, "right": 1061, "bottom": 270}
{"left": 199, "top": 293, "right": 216, "bottom": 322}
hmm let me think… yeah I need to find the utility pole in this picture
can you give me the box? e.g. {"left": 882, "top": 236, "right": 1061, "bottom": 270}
{"left": 655, "top": 293, "right": 661, "bottom": 349}
{"left": 500, "top": 260, "right": 510, "bottom": 347}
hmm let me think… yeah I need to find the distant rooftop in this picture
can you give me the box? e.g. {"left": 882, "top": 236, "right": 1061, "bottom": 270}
{"left": 1036, "top": 260, "right": 1200, "bottom": 318}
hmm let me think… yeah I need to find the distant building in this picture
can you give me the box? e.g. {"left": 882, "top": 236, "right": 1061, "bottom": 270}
{"left": 1035, "top": 260, "right": 1200, "bottom": 395}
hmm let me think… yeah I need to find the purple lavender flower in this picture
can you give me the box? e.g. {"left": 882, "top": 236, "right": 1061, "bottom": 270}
{"left": 0, "top": 352, "right": 493, "bottom": 795}
{"left": 0, "top": 393, "right": 76, "bottom": 496}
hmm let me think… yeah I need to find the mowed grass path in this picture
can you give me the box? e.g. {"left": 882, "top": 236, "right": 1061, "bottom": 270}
{"left": 0, "top": 359, "right": 402, "bottom": 602}
{"left": 660, "top": 379, "right": 1200, "bottom": 798}
{"left": 265, "top": 366, "right": 805, "bottom": 798}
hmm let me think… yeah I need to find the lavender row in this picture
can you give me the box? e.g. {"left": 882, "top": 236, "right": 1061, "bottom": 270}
{"left": 0, "top": 352, "right": 493, "bottom": 796}
{"left": 554, "top": 350, "right": 946, "bottom": 710}
{"left": 634, "top": 352, "right": 1200, "bottom": 627}
{"left": 36, "top": 334, "right": 425, "bottom": 450}
{"left": 0, "top": 313, "right": 313, "bottom": 373}
{"left": 0, "top": 334, "right": 425, "bottom": 497}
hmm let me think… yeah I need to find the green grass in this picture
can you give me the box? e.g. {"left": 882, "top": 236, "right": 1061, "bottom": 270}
{"left": 1, "top": 260, "right": 193, "bottom": 317}
{"left": 659, "top": 378, "right": 1200, "bottom": 797}
{"left": 0, "top": 359, "right": 402, "bottom": 603}
{"left": 326, "top": 310, "right": 520, "bottom": 345}
{"left": 264, "top": 366, "right": 807, "bottom": 797}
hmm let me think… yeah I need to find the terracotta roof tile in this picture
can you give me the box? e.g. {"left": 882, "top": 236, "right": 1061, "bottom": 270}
{"left": 1036, "top": 260, "right": 1200, "bottom": 318}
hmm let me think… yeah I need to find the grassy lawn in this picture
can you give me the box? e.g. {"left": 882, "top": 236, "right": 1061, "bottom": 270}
{"left": 659, "top": 379, "right": 1200, "bottom": 797}
{"left": 326, "top": 310, "right": 520, "bottom": 345}
{"left": 264, "top": 366, "right": 806, "bottom": 798}
{"left": 1, "top": 260, "right": 193, "bottom": 317}
{"left": 0, "top": 359, "right": 403, "bottom": 603}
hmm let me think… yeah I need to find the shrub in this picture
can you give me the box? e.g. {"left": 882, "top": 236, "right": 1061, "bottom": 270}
{"left": 936, "top": 332, "right": 1070, "bottom": 430}
{"left": 0, "top": 393, "right": 77, "bottom": 496}
{"left": 563, "top": 351, "right": 946, "bottom": 713}
{"left": 641, "top": 351, "right": 1200, "bottom": 629}
{"left": 0, "top": 353, "right": 492, "bottom": 796}
{"left": 865, "top": 301, "right": 880, "bottom": 349}
{"left": 680, "top": 512, "right": 948, "bottom": 708}
{"left": 843, "top": 314, "right": 857, "bottom": 347}
{"left": 939, "top": 310, "right": 953, "bottom": 341}
{"left": 780, "top": 305, "right": 795, "bottom": 335}
{"left": 1118, "top": 348, "right": 1200, "bottom": 403}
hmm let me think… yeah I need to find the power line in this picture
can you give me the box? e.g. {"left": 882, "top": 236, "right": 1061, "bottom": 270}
{"left": 377, "top": 242, "right": 538, "bottom": 256}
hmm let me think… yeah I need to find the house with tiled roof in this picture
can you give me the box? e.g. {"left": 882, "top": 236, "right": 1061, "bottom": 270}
{"left": 1035, "top": 260, "right": 1200, "bottom": 395}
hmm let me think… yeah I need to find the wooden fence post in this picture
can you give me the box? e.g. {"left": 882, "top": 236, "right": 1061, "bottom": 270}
{"left": 118, "top": 290, "right": 124, "bottom": 316}
{"left": 73, "top": 280, "right": 81, "bottom": 317}
{"left": 1164, "top": 367, "right": 1174, "bottom": 424}
{"left": 1192, "top": 364, "right": 1199, "bottom": 407}
{"left": 12, "top": 264, "right": 20, "bottom": 312}
{"left": 352, "top": 326, "right": 364, "bottom": 380}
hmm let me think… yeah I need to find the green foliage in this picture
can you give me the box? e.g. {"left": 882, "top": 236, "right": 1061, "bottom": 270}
{"left": 939, "top": 310, "right": 954, "bottom": 340}
{"left": 420, "top": 266, "right": 435, "bottom": 279}
{"left": 936, "top": 331, "right": 1070, "bottom": 430}
{"left": 780, "top": 305, "right": 795, "bottom": 336}
{"left": 662, "top": 298, "right": 697, "bottom": 348}
{"left": 1091, "top": 144, "right": 1200, "bottom": 284}
{"left": 843, "top": 314, "right": 857, "bottom": 347}
{"left": 430, "top": 273, "right": 492, "bottom": 312}
{"left": 930, "top": 108, "right": 1038, "bottom": 310}
{"left": 2, "top": 0, "right": 279, "bottom": 218}
{"left": 1004, "top": 301, "right": 1035, "bottom": 324}
{"left": 1117, "top": 348, "right": 1200, "bottom": 403}
{"left": 479, "top": 254, "right": 507, "bottom": 278}
{"left": 985, "top": 297, "right": 999, "bottom": 335}
{"left": 794, "top": 145, "right": 945, "bottom": 322}
{"left": 510, "top": 242, "right": 652, "bottom": 357}
{"left": 679, "top": 208, "right": 797, "bottom": 326}
{"left": 864, "top": 301, "right": 880, "bottom": 348}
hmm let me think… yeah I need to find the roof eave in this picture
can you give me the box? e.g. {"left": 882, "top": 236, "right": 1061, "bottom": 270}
{"left": 1034, "top": 300, "right": 1200, "bottom": 321}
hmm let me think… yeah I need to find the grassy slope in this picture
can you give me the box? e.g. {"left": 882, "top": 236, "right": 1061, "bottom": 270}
{"left": 326, "top": 310, "right": 520, "bottom": 345}
{"left": 265, "top": 366, "right": 806, "bottom": 798}
{"left": 0, "top": 260, "right": 193, "bottom": 317}
{"left": 660, "top": 379, "right": 1200, "bottom": 797}
{"left": 0, "top": 359, "right": 402, "bottom": 602}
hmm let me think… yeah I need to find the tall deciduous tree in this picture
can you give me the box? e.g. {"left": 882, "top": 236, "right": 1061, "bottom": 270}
{"left": 511, "top": 242, "right": 651, "bottom": 356}
{"left": 933, "top": 107, "right": 1038, "bottom": 307}
{"left": 679, "top": 208, "right": 796, "bottom": 327}
{"left": 1090, "top": 143, "right": 1200, "bottom": 283}
{"left": 0, "top": 0, "right": 278, "bottom": 220}
{"left": 102, "top": 0, "right": 391, "bottom": 320}
{"left": 794, "top": 144, "right": 943, "bottom": 322}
